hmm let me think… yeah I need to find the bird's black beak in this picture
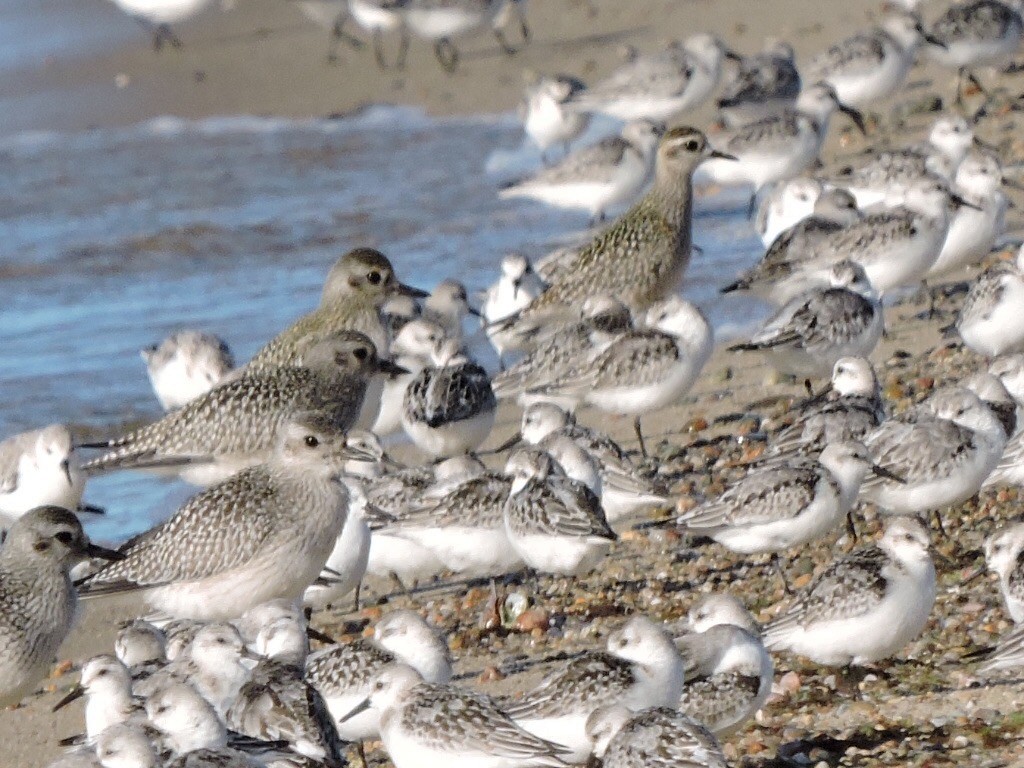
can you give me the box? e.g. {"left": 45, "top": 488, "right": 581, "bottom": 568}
{"left": 923, "top": 32, "right": 947, "bottom": 49}
{"left": 467, "top": 305, "right": 483, "bottom": 319}
{"left": 84, "top": 542, "right": 126, "bottom": 562}
{"left": 871, "top": 464, "right": 905, "bottom": 483}
{"left": 395, "top": 282, "right": 429, "bottom": 299}
{"left": 1002, "top": 175, "right": 1024, "bottom": 191}
{"left": 724, "top": 48, "right": 744, "bottom": 63}
{"left": 709, "top": 149, "right": 739, "bottom": 161}
{"left": 339, "top": 697, "right": 372, "bottom": 723}
{"left": 52, "top": 685, "right": 85, "bottom": 712}
{"left": 60, "top": 458, "right": 73, "bottom": 487}
{"left": 484, "top": 431, "right": 523, "bottom": 455}
{"left": 950, "top": 193, "right": 983, "bottom": 211}
{"left": 306, "top": 626, "right": 337, "bottom": 645}
{"left": 839, "top": 104, "right": 867, "bottom": 135}
{"left": 377, "top": 359, "right": 411, "bottom": 377}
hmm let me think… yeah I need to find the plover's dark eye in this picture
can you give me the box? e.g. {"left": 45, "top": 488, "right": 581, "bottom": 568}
{"left": 305, "top": 436, "right": 320, "bottom": 448}
{"left": 367, "top": 271, "right": 382, "bottom": 285}
{"left": 685, "top": 140, "right": 699, "bottom": 152}
{"left": 55, "top": 531, "right": 74, "bottom": 545}
{"left": 354, "top": 347, "right": 369, "bottom": 361}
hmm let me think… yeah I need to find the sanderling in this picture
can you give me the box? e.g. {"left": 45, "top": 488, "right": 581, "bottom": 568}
{"left": 955, "top": 245, "right": 1024, "bottom": 357}
{"left": 520, "top": 74, "right": 590, "bottom": 162}
{"left": 303, "top": 479, "right": 374, "bottom": 610}
{"left": 989, "top": 352, "right": 1024, "bottom": 402}
{"left": 106, "top": 0, "right": 212, "bottom": 50}
{"left": 763, "top": 516, "right": 936, "bottom": 666}
{"left": 401, "top": 0, "right": 529, "bottom": 72}
{"left": 82, "top": 331, "right": 401, "bottom": 487}
{"left": 585, "top": 705, "right": 728, "bottom": 768}
{"left": 982, "top": 521, "right": 1024, "bottom": 622}
{"left": 52, "top": 655, "right": 138, "bottom": 741}
{"left": 423, "top": 279, "right": 480, "bottom": 344}
{"left": 928, "top": 151, "right": 1010, "bottom": 278}
{"left": 0, "top": 507, "right": 121, "bottom": 707}
{"left": 862, "top": 387, "right": 1006, "bottom": 521}
{"left": 114, "top": 619, "right": 167, "bottom": 671}
{"left": 809, "top": 12, "right": 940, "bottom": 108}
{"left": 144, "top": 681, "right": 253, "bottom": 757}
{"left": 567, "top": 35, "right": 737, "bottom": 123}
{"left": 141, "top": 330, "right": 234, "bottom": 412}
{"left": 402, "top": 337, "right": 496, "bottom": 458}
{"left": 964, "top": 371, "right": 1017, "bottom": 437}
{"left": 700, "top": 82, "right": 865, "bottom": 197}
{"left": 341, "top": 663, "right": 571, "bottom": 768}
{"left": 506, "top": 127, "right": 733, "bottom": 332}
{"left": 676, "top": 622, "right": 773, "bottom": 736}
{"left": 717, "top": 40, "right": 801, "bottom": 127}
{"left": 726, "top": 188, "right": 862, "bottom": 305}
{"left": 679, "top": 440, "right": 885, "bottom": 561}
{"left": 754, "top": 177, "right": 825, "bottom": 248}
{"left": 80, "top": 413, "right": 358, "bottom": 620}
{"left": 687, "top": 593, "right": 761, "bottom": 635}
{"left": 246, "top": 247, "right": 426, "bottom": 371}
{"left": 503, "top": 448, "right": 616, "bottom": 577}
{"left": 729, "top": 260, "right": 882, "bottom": 378}
{"left": 824, "top": 115, "right": 975, "bottom": 209}
{"left": 499, "top": 120, "right": 663, "bottom": 223}
{"left": 507, "top": 615, "right": 684, "bottom": 763}
{"left": 307, "top": 611, "right": 452, "bottom": 744}
{"left": 925, "top": 0, "right": 1024, "bottom": 106}
{"left": 517, "top": 402, "right": 668, "bottom": 525}
{"left": 491, "top": 295, "right": 632, "bottom": 410}
{"left": 0, "top": 424, "right": 101, "bottom": 525}
{"left": 93, "top": 723, "right": 159, "bottom": 768}
{"left": 528, "top": 296, "right": 712, "bottom": 456}
{"left": 482, "top": 253, "right": 548, "bottom": 368}
{"left": 768, "top": 356, "right": 886, "bottom": 456}
{"left": 373, "top": 318, "right": 445, "bottom": 437}
{"left": 380, "top": 469, "right": 523, "bottom": 578}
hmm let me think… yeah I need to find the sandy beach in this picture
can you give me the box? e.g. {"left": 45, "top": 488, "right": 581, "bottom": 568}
{"left": 4, "top": 0, "right": 1024, "bottom": 765}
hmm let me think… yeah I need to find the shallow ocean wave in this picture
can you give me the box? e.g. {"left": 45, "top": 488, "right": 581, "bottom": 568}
{"left": 0, "top": 105, "right": 763, "bottom": 541}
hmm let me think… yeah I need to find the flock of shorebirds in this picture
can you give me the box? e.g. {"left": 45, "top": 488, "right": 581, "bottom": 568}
{"left": 7, "top": 0, "right": 1024, "bottom": 766}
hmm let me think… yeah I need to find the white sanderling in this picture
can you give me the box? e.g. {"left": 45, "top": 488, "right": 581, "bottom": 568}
{"left": 499, "top": 120, "right": 663, "bottom": 223}
{"left": 808, "top": 12, "right": 939, "bottom": 108}
{"left": 727, "top": 187, "right": 862, "bottom": 305}
{"left": 482, "top": 253, "right": 547, "bottom": 368}
{"left": 503, "top": 448, "right": 616, "bottom": 578}
{"left": 964, "top": 371, "right": 1017, "bottom": 438}
{"left": 92, "top": 723, "right": 160, "bottom": 768}
{"left": 0, "top": 424, "right": 102, "bottom": 525}
{"left": 373, "top": 318, "right": 445, "bottom": 437}
{"left": 422, "top": 279, "right": 480, "bottom": 344}
{"left": 307, "top": 610, "right": 453, "bottom": 745}
{"left": 955, "top": 245, "right": 1024, "bottom": 357}
{"left": 981, "top": 521, "right": 1024, "bottom": 622}
{"left": 82, "top": 331, "right": 400, "bottom": 487}
{"left": 717, "top": 40, "right": 801, "bottom": 127}
{"left": 928, "top": 151, "right": 1010, "bottom": 278}
{"left": 506, "top": 128, "right": 731, "bottom": 335}
{"left": 675, "top": 622, "right": 773, "bottom": 736}
{"left": 729, "top": 260, "right": 883, "bottom": 378}
{"left": 380, "top": 468, "right": 523, "bottom": 579}
{"left": 144, "top": 680, "right": 266, "bottom": 759}
{"left": 52, "top": 655, "right": 138, "bottom": 741}
{"left": 114, "top": 619, "right": 167, "bottom": 672}
{"left": 763, "top": 516, "right": 936, "bottom": 666}
{"left": 768, "top": 356, "right": 886, "bottom": 457}
{"left": 0, "top": 507, "right": 121, "bottom": 707}
{"left": 824, "top": 115, "right": 975, "bottom": 209}
{"left": 506, "top": 615, "right": 684, "bottom": 763}
{"left": 925, "top": 0, "right": 1024, "bottom": 106}
{"left": 754, "top": 177, "right": 824, "bottom": 248}
{"left": 401, "top": 0, "right": 529, "bottom": 72}
{"left": 141, "top": 330, "right": 235, "bottom": 411}
{"left": 80, "top": 413, "right": 358, "bottom": 620}
{"left": 402, "top": 337, "right": 496, "bottom": 458}
{"left": 520, "top": 74, "right": 590, "bottom": 162}
{"left": 518, "top": 402, "right": 668, "bottom": 526}
{"left": 862, "top": 387, "right": 1006, "bottom": 521}
{"left": 585, "top": 705, "right": 728, "bottom": 768}
{"left": 700, "top": 82, "right": 865, "bottom": 198}
{"left": 107, "top": 0, "right": 212, "bottom": 50}
{"left": 491, "top": 295, "right": 632, "bottom": 411}
{"left": 686, "top": 592, "right": 761, "bottom": 635}
{"left": 567, "top": 35, "right": 738, "bottom": 122}
{"left": 366, "top": 456, "right": 485, "bottom": 587}
{"left": 247, "top": 247, "right": 426, "bottom": 371}
{"left": 527, "top": 296, "right": 713, "bottom": 456}
{"left": 679, "top": 441, "right": 885, "bottom": 562}
{"left": 340, "top": 663, "right": 571, "bottom": 768}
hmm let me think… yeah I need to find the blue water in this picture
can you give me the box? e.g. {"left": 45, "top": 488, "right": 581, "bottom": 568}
{"left": 0, "top": 105, "right": 763, "bottom": 543}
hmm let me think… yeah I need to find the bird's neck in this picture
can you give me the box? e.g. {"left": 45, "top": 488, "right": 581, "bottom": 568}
{"left": 648, "top": 169, "right": 694, "bottom": 231}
